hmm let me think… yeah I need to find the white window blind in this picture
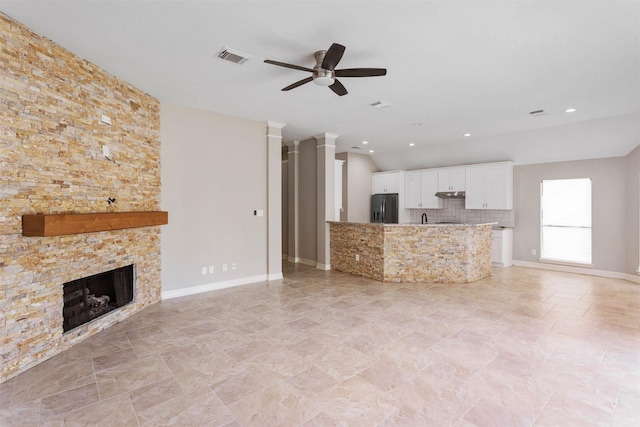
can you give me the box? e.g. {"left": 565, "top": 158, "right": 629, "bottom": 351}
{"left": 541, "top": 178, "right": 592, "bottom": 265}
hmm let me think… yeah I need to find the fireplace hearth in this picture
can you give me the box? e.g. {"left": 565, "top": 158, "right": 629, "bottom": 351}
{"left": 63, "top": 265, "right": 135, "bottom": 332}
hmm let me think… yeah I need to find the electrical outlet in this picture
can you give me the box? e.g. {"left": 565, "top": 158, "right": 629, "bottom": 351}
{"left": 231, "top": 263, "right": 237, "bottom": 270}
{"left": 201, "top": 267, "right": 207, "bottom": 275}
{"left": 208, "top": 266, "right": 214, "bottom": 274}
{"left": 355, "top": 254, "right": 360, "bottom": 262}
{"left": 531, "top": 249, "right": 537, "bottom": 256}
{"left": 102, "top": 145, "right": 110, "bottom": 157}
{"left": 222, "top": 264, "right": 227, "bottom": 272}
{"left": 100, "top": 114, "right": 112, "bottom": 125}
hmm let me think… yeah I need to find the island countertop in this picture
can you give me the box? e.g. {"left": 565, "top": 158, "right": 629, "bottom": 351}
{"left": 328, "top": 221, "right": 493, "bottom": 283}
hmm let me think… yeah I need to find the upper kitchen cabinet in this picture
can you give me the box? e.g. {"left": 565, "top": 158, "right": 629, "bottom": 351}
{"left": 405, "top": 169, "right": 443, "bottom": 209}
{"left": 437, "top": 167, "right": 466, "bottom": 192}
{"left": 372, "top": 171, "right": 404, "bottom": 194}
{"left": 465, "top": 161, "right": 513, "bottom": 210}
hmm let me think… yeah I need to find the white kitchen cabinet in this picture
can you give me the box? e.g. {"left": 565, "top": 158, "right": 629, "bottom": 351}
{"left": 405, "top": 169, "right": 443, "bottom": 209}
{"left": 491, "top": 228, "right": 513, "bottom": 267}
{"left": 372, "top": 171, "right": 403, "bottom": 194}
{"left": 437, "top": 167, "right": 466, "bottom": 192}
{"left": 465, "top": 162, "right": 513, "bottom": 209}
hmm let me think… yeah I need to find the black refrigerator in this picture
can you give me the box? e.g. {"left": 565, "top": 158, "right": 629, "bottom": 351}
{"left": 370, "top": 193, "right": 399, "bottom": 224}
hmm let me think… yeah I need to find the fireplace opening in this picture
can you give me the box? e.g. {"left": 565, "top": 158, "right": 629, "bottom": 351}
{"left": 63, "top": 264, "right": 135, "bottom": 333}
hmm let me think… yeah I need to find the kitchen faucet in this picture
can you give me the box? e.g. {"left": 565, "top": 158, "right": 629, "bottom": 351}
{"left": 421, "top": 213, "right": 428, "bottom": 224}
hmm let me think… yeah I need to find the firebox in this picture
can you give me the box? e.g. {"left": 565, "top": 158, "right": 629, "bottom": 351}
{"left": 62, "top": 264, "right": 135, "bottom": 333}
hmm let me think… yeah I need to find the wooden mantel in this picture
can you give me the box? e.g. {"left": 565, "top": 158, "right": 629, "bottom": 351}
{"left": 22, "top": 211, "right": 168, "bottom": 237}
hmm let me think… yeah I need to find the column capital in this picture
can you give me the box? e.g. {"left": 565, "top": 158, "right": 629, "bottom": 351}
{"left": 267, "top": 121, "right": 287, "bottom": 129}
{"left": 314, "top": 132, "right": 339, "bottom": 142}
{"left": 286, "top": 140, "right": 300, "bottom": 150}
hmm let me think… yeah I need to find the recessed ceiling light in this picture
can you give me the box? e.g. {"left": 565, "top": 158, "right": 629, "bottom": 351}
{"left": 369, "top": 150, "right": 374, "bottom": 153}
{"left": 565, "top": 108, "right": 577, "bottom": 113}
{"left": 464, "top": 133, "right": 471, "bottom": 137}
{"left": 362, "top": 141, "right": 368, "bottom": 145}
{"left": 409, "top": 143, "right": 415, "bottom": 147}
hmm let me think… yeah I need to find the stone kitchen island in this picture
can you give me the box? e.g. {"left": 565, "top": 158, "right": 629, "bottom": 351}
{"left": 328, "top": 222, "right": 494, "bottom": 283}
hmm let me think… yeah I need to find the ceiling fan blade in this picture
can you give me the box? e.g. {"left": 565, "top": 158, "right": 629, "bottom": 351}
{"left": 264, "top": 60, "right": 313, "bottom": 73}
{"left": 321, "top": 43, "right": 345, "bottom": 70}
{"left": 335, "top": 68, "right": 387, "bottom": 77}
{"left": 329, "top": 79, "right": 348, "bottom": 96}
{"left": 282, "top": 77, "right": 313, "bottom": 91}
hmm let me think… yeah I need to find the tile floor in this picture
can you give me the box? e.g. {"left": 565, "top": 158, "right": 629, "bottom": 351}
{"left": 1, "top": 263, "right": 639, "bottom": 426}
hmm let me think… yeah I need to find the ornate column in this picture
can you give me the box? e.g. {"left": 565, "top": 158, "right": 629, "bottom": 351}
{"left": 267, "top": 121, "right": 286, "bottom": 280}
{"left": 286, "top": 140, "right": 300, "bottom": 263}
{"left": 315, "top": 133, "right": 338, "bottom": 270}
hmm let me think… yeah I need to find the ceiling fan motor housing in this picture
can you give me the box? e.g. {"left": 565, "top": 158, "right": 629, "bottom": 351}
{"left": 313, "top": 50, "right": 335, "bottom": 86}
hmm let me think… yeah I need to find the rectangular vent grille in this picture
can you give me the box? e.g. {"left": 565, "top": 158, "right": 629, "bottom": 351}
{"left": 529, "top": 109, "right": 546, "bottom": 116}
{"left": 217, "top": 47, "right": 251, "bottom": 65}
{"left": 351, "top": 146, "right": 363, "bottom": 149}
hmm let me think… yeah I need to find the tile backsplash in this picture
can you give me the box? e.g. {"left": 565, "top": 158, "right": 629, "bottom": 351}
{"left": 409, "top": 199, "right": 515, "bottom": 227}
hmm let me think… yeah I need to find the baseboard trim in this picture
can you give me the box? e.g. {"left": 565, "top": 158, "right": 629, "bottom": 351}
{"left": 296, "top": 258, "right": 317, "bottom": 267}
{"left": 625, "top": 273, "right": 640, "bottom": 284}
{"left": 267, "top": 272, "right": 283, "bottom": 281}
{"left": 162, "top": 274, "right": 268, "bottom": 300}
{"left": 315, "top": 262, "right": 331, "bottom": 271}
{"left": 513, "top": 260, "right": 638, "bottom": 283}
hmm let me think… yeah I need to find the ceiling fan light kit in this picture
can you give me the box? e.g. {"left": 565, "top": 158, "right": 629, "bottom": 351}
{"left": 264, "top": 43, "right": 387, "bottom": 96}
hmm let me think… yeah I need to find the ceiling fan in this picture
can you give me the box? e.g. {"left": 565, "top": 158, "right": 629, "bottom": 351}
{"left": 264, "top": 43, "right": 387, "bottom": 96}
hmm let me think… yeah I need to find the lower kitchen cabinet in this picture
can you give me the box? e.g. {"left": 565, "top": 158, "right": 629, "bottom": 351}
{"left": 491, "top": 228, "right": 513, "bottom": 267}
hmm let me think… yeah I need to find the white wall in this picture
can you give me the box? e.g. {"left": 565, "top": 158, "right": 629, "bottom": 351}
{"left": 281, "top": 159, "right": 288, "bottom": 258}
{"left": 626, "top": 145, "right": 640, "bottom": 274}
{"left": 371, "top": 113, "right": 639, "bottom": 171}
{"left": 513, "top": 156, "right": 628, "bottom": 273}
{"left": 298, "top": 138, "right": 318, "bottom": 263}
{"left": 344, "top": 152, "right": 379, "bottom": 223}
{"left": 160, "top": 103, "right": 268, "bottom": 292}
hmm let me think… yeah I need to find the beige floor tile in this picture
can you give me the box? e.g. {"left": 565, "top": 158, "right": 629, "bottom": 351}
{"left": 227, "top": 381, "right": 317, "bottom": 427}
{"left": 40, "top": 382, "right": 100, "bottom": 418}
{"left": 94, "top": 354, "right": 171, "bottom": 399}
{"left": 136, "top": 386, "right": 233, "bottom": 427}
{"left": 309, "top": 376, "right": 398, "bottom": 426}
{"left": 11, "top": 357, "right": 94, "bottom": 404}
{"left": 211, "top": 369, "right": 264, "bottom": 405}
{"left": 0, "top": 398, "right": 40, "bottom": 427}
{"left": 2, "top": 262, "right": 639, "bottom": 426}
{"left": 41, "top": 393, "right": 138, "bottom": 427}
{"left": 308, "top": 344, "right": 373, "bottom": 381}
{"left": 128, "top": 376, "right": 183, "bottom": 413}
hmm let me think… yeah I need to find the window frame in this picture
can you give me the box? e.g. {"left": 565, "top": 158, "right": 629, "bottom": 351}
{"left": 539, "top": 178, "right": 593, "bottom": 267}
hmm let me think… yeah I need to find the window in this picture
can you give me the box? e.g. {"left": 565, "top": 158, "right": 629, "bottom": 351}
{"left": 540, "top": 178, "right": 592, "bottom": 265}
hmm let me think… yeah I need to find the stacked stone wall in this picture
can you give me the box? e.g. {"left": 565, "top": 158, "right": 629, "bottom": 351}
{"left": 0, "top": 13, "right": 161, "bottom": 381}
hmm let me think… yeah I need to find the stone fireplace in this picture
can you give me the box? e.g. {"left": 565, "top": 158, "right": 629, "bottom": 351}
{"left": 0, "top": 13, "right": 163, "bottom": 382}
{"left": 63, "top": 265, "right": 135, "bottom": 333}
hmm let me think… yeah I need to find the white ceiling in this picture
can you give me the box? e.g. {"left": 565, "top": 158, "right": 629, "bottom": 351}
{"left": 2, "top": 0, "right": 639, "bottom": 167}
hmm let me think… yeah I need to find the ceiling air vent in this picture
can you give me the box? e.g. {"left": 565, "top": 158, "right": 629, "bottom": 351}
{"left": 351, "top": 146, "right": 363, "bottom": 149}
{"left": 371, "top": 100, "right": 392, "bottom": 109}
{"left": 217, "top": 47, "right": 251, "bottom": 65}
{"left": 529, "top": 109, "right": 546, "bottom": 117}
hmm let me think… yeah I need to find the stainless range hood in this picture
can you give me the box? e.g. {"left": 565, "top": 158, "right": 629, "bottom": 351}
{"left": 435, "top": 191, "right": 466, "bottom": 199}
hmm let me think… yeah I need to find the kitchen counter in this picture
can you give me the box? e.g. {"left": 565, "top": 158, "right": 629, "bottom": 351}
{"left": 328, "top": 221, "right": 493, "bottom": 283}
